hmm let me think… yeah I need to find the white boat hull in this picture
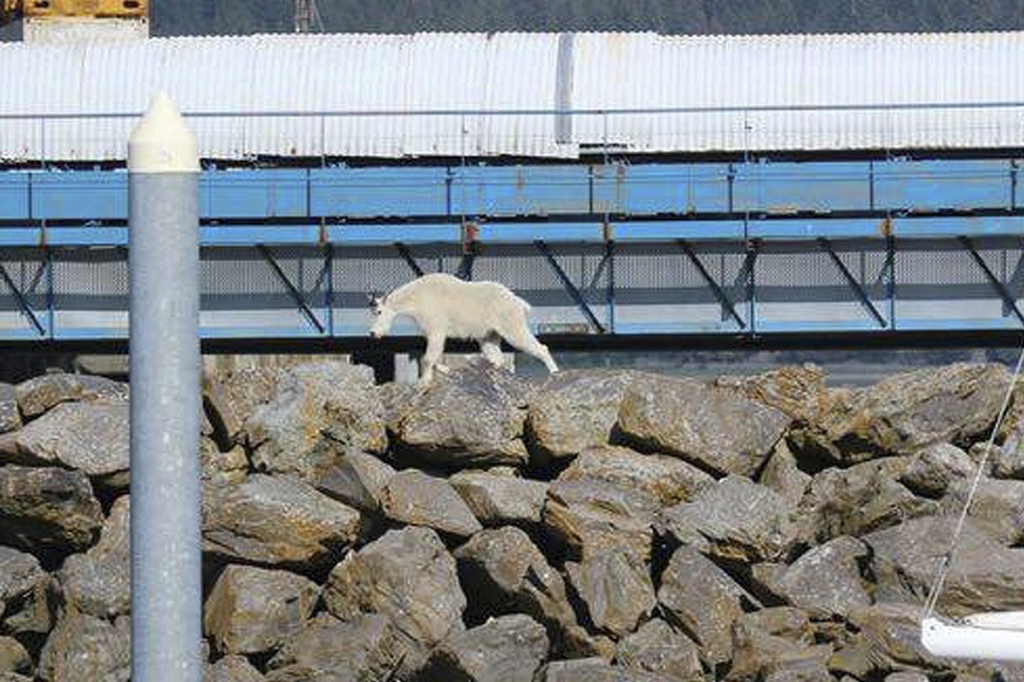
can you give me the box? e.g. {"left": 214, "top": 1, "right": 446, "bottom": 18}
{"left": 921, "top": 617, "right": 1024, "bottom": 661}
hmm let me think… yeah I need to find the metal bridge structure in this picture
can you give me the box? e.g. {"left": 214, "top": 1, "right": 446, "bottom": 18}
{"left": 2, "top": 106, "right": 1024, "bottom": 353}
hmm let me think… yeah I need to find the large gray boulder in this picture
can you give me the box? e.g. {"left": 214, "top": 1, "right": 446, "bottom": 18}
{"left": 534, "top": 658, "right": 674, "bottom": 682}
{"left": 200, "top": 437, "right": 249, "bottom": 487}
{"left": 202, "top": 474, "right": 363, "bottom": 571}
{"left": 0, "top": 545, "right": 46, "bottom": 620}
{"left": 449, "top": 470, "right": 548, "bottom": 528}
{"left": 203, "top": 365, "right": 285, "bottom": 448}
{"left": 565, "top": 547, "right": 656, "bottom": 638}
{"left": 324, "top": 526, "right": 466, "bottom": 678}
{"left": 720, "top": 364, "right": 829, "bottom": 425}
{"left": 204, "top": 565, "right": 320, "bottom": 656}
{"left": 616, "top": 374, "right": 789, "bottom": 477}
{"left": 557, "top": 445, "right": 713, "bottom": 507}
{"left": 864, "top": 515, "right": 1024, "bottom": 616}
{"left": 426, "top": 614, "right": 549, "bottom": 682}
{"left": 0, "top": 638, "right": 30, "bottom": 677}
{"left": 379, "top": 469, "right": 483, "bottom": 538}
{"left": 59, "top": 495, "right": 130, "bottom": 618}
{"left": 526, "top": 370, "right": 636, "bottom": 462}
{"left": 830, "top": 602, "right": 949, "bottom": 677}
{"left": 942, "top": 477, "right": 1024, "bottom": 545}
{"left": 206, "top": 656, "right": 266, "bottom": 682}
{"left": 799, "top": 363, "right": 1009, "bottom": 462}
{"left": 799, "top": 458, "right": 938, "bottom": 543}
{"left": 452, "top": 527, "right": 603, "bottom": 658}
{"left": 312, "top": 448, "right": 394, "bottom": 514}
{"left": 758, "top": 441, "right": 812, "bottom": 508}
{"left": 0, "top": 466, "right": 103, "bottom": 555}
{"left": 388, "top": 360, "right": 535, "bottom": 469}
{"left": 244, "top": 362, "right": 386, "bottom": 481}
{"left": 264, "top": 613, "right": 401, "bottom": 682}
{"left": 14, "top": 402, "right": 129, "bottom": 485}
{"left": 543, "top": 479, "right": 660, "bottom": 560}
{"left": 899, "top": 443, "right": 975, "bottom": 498}
{"left": 15, "top": 373, "right": 120, "bottom": 419}
{"left": 614, "top": 619, "right": 703, "bottom": 682}
{"left": 0, "top": 385, "right": 19, "bottom": 435}
{"left": 657, "top": 545, "right": 757, "bottom": 668}
{"left": 37, "top": 613, "right": 130, "bottom": 682}
{"left": 659, "top": 476, "right": 802, "bottom": 563}
{"left": 727, "top": 608, "right": 830, "bottom": 682}
{"left": 774, "top": 536, "right": 871, "bottom": 619}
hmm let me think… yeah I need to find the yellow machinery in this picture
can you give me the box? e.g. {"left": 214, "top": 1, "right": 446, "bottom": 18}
{"left": 2, "top": 0, "right": 147, "bottom": 24}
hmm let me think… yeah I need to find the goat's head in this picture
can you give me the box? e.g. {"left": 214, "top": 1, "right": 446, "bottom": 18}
{"left": 367, "top": 291, "right": 396, "bottom": 338}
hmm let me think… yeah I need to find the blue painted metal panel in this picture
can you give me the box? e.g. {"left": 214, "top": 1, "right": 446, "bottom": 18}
{"left": 200, "top": 169, "right": 308, "bottom": 219}
{"left": 310, "top": 167, "right": 448, "bottom": 218}
{"left": 31, "top": 171, "right": 127, "bottom": 220}
{"left": 612, "top": 220, "right": 745, "bottom": 241}
{"left": 733, "top": 161, "right": 871, "bottom": 214}
{"left": 592, "top": 163, "right": 730, "bottom": 215}
{"left": 325, "top": 223, "right": 459, "bottom": 244}
{"left": 874, "top": 159, "right": 1012, "bottom": 212}
{"left": 0, "top": 174, "right": 28, "bottom": 220}
{"left": 451, "top": 165, "right": 591, "bottom": 217}
{"left": 893, "top": 215, "right": 1024, "bottom": 237}
{"left": 748, "top": 218, "right": 886, "bottom": 240}
{"left": 476, "top": 222, "right": 603, "bottom": 242}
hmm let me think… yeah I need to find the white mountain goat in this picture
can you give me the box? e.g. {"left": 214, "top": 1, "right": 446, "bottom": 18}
{"left": 368, "top": 272, "right": 559, "bottom": 383}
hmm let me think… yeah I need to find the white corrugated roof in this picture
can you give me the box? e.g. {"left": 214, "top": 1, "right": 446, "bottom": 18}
{"left": 0, "top": 31, "right": 1023, "bottom": 161}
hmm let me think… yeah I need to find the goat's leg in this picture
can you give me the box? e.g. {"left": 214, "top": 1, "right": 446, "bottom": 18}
{"left": 420, "top": 332, "right": 446, "bottom": 384}
{"left": 501, "top": 324, "right": 559, "bottom": 374}
{"left": 480, "top": 332, "right": 505, "bottom": 367}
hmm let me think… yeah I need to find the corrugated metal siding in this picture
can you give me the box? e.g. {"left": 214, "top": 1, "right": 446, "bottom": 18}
{"left": 1, "top": 31, "right": 1023, "bottom": 161}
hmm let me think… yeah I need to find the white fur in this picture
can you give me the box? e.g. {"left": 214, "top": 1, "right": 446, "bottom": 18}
{"left": 369, "top": 272, "right": 559, "bottom": 383}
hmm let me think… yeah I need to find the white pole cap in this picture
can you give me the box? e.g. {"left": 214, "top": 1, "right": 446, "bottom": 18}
{"left": 128, "top": 91, "right": 200, "bottom": 173}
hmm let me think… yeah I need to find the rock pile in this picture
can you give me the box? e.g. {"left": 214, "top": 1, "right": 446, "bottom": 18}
{"left": 2, "top": 359, "right": 1024, "bottom": 681}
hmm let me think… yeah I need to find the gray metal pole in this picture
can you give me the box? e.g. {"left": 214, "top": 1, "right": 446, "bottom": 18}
{"left": 128, "top": 92, "right": 202, "bottom": 682}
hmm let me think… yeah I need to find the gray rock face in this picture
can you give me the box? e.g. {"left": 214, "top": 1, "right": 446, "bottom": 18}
{"left": 265, "top": 613, "right": 401, "bottom": 682}
{"left": 899, "top": 443, "right": 975, "bottom": 498}
{"left": 388, "top": 360, "right": 534, "bottom": 469}
{"left": 203, "top": 365, "right": 285, "bottom": 448}
{"left": 799, "top": 458, "right": 938, "bottom": 542}
{"left": 526, "top": 370, "right": 636, "bottom": 462}
{"left": 724, "top": 364, "right": 828, "bottom": 425}
{"left": 775, "top": 536, "right": 871, "bottom": 618}
{"left": 245, "top": 362, "right": 386, "bottom": 480}
{"left": 943, "top": 477, "right": 1024, "bottom": 545}
{"left": 833, "top": 602, "right": 948, "bottom": 675}
{"left": 15, "top": 374, "right": 86, "bottom": 419}
{"left": 14, "top": 402, "right": 129, "bottom": 480}
{"left": 206, "top": 655, "right": 266, "bottom": 682}
{"left": 202, "top": 474, "right": 363, "bottom": 571}
{"left": 312, "top": 448, "right": 395, "bottom": 513}
{"left": 0, "top": 466, "right": 103, "bottom": 555}
{"left": 0, "top": 385, "right": 19, "bottom": 435}
{"left": 59, "top": 495, "right": 130, "bottom": 618}
{"left": 616, "top": 374, "right": 790, "bottom": 477}
{"left": 614, "top": 619, "right": 703, "bottom": 682}
{"left": 0, "top": 637, "right": 30, "bottom": 676}
{"left": 204, "top": 564, "right": 320, "bottom": 655}
{"left": 727, "top": 608, "right": 830, "bottom": 682}
{"left": 566, "top": 547, "right": 656, "bottom": 638}
{"left": 452, "top": 527, "right": 581, "bottom": 652}
{"left": 324, "top": 526, "right": 466, "bottom": 678}
{"left": 759, "top": 441, "right": 812, "bottom": 509}
{"left": 534, "top": 658, "right": 674, "bottom": 682}
{"left": 428, "top": 614, "right": 549, "bottom": 682}
{"left": 543, "top": 479, "right": 660, "bottom": 560}
{"left": 379, "top": 469, "right": 483, "bottom": 538}
{"left": 0, "top": 545, "right": 46, "bottom": 619}
{"left": 200, "top": 437, "right": 249, "bottom": 486}
{"left": 657, "top": 545, "right": 755, "bottom": 668}
{"left": 449, "top": 470, "right": 548, "bottom": 527}
{"left": 37, "top": 613, "right": 130, "bottom": 682}
{"left": 864, "top": 515, "right": 1024, "bottom": 616}
{"left": 659, "top": 476, "right": 802, "bottom": 563}
{"left": 806, "top": 363, "right": 1010, "bottom": 460}
{"left": 992, "top": 418, "right": 1024, "bottom": 479}
{"left": 558, "top": 445, "right": 713, "bottom": 507}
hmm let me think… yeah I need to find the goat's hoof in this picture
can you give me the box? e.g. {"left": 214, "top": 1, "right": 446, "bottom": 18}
{"left": 435, "top": 363, "right": 451, "bottom": 374}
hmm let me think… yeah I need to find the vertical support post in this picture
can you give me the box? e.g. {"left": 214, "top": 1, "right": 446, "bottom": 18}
{"left": 128, "top": 92, "right": 202, "bottom": 682}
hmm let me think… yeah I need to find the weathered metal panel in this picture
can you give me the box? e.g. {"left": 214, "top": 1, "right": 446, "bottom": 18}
{"left": 732, "top": 161, "right": 871, "bottom": 214}
{"left": 200, "top": 169, "right": 308, "bottom": 219}
{"left": 31, "top": 170, "right": 126, "bottom": 220}
{"left": 874, "top": 159, "right": 1013, "bottom": 212}
{"left": 451, "top": 165, "right": 591, "bottom": 217}
{"left": 591, "top": 163, "right": 731, "bottom": 215}
{"left": 0, "top": 174, "right": 29, "bottom": 220}
{"left": 309, "top": 167, "right": 449, "bottom": 218}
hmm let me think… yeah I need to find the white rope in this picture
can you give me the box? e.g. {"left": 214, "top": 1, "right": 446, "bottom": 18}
{"left": 923, "top": 344, "right": 1024, "bottom": 620}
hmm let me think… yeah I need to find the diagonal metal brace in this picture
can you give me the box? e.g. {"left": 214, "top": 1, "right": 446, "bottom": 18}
{"left": 535, "top": 240, "right": 605, "bottom": 333}
{"left": 394, "top": 243, "right": 425, "bottom": 278}
{"left": 0, "top": 262, "right": 45, "bottom": 336}
{"left": 817, "top": 238, "right": 888, "bottom": 328}
{"left": 677, "top": 240, "right": 746, "bottom": 329}
{"left": 959, "top": 236, "right": 1024, "bottom": 325}
{"left": 256, "top": 244, "right": 325, "bottom": 334}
